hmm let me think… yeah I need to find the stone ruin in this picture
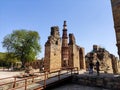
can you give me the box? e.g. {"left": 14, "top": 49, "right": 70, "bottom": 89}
{"left": 111, "top": 0, "right": 120, "bottom": 58}
{"left": 44, "top": 26, "right": 62, "bottom": 72}
{"left": 44, "top": 21, "right": 86, "bottom": 72}
{"left": 85, "top": 45, "right": 119, "bottom": 74}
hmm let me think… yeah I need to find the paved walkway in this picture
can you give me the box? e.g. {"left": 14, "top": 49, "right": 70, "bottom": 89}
{"left": 0, "top": 69, "right": 119, "bottom": 79}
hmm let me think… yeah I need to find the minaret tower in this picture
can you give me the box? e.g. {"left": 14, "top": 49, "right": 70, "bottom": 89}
{"left": 62, "top": 21, "right": 69, "bottom": 67}
{"left": 111, "top": 0, "right": 120, "bottom": 58}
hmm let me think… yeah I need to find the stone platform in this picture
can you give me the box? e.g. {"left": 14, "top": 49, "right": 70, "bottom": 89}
{"left": 72, "top": 72, "right": 120, "bottom": 90}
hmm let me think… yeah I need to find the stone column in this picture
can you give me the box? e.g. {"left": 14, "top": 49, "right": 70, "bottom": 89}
{"left": 111, "top": 0, "right": 120, "bottom": 58}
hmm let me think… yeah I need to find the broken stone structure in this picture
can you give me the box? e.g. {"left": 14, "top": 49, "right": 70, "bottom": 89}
{"left": 85, "top": 45, "right": 119, "bottom": 74}
{"left": 44, "top": 21, "right": 86, "bottom": 72}
{"left": 44, "top": 26, "right": 61, "bottom": 72}
{"left": 111, "top": 0, "right": 120, "bottom": 58}
{"left": 25, "top": 59, "right": 44, "bottom": 73}
{"left": 68, "top": 34, "right": 85, "bottom": 69}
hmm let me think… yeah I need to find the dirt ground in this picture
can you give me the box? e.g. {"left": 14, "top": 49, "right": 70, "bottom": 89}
{"left": 0, "top": 69, "right": 24, "bottom": 78}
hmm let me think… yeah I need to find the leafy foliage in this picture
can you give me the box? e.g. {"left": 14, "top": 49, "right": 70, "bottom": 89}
{"left": 0, "top": 52, "right": 6, "bottom": 67}
{"left": 0, "top": 52, "right": 15, "bottom": 68}
{"left": 2, "top": 30, "right": 41, "bottom": 68}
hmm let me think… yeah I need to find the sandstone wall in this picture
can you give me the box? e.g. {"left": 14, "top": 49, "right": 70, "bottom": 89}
{"left": 79, "top": 47, "right": 86, "bottom": 69}
{"left": 69, "top": 45, "right": 80, "bottom": 70}
{"left": 111, "top": 0, "right": 120, "bottom": 57}
{"left": 49, "top": 44, "right": 61, "bottom": 71}
{"left": 44, "top": 45, "right": 50, "bottom": 71}
{"left": 68, "top": 33, "right": 86, "bottom": 70}
{"left": 44, "top": 26, "right": 61, "bottom": 72}
{"left": 117, "top": 61, "right": 120, "bottom": 73}
{"left": 73, "top": 45, "right": 80, "bottom": 70}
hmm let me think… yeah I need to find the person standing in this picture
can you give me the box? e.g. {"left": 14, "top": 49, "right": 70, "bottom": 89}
{"left": 96, "top": 61, "right": 100, "bottom": 76}
{"left": 89, "top": 61, "right": 94, "bottom": 74}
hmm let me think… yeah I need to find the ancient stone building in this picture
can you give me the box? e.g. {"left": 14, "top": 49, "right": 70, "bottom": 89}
{"left": 85, "top": 45, "right": 119, "bottom": 74}
{"left": 25, "top": 59, "right": 44, "bottom": 71}
{"left": 44, "top": 26, "right": 61, "bottom": 72}
{"left": 44, "top": 21, "right": 86, "bottom": 72}
{"left": 61, "top": 21, "right": 69, "bottom": 67}
{"left": 68, "top": 34, "right": 86, "bottom": 70}
{"left": 111, "top": 0, "right": 120, "bottom": 58}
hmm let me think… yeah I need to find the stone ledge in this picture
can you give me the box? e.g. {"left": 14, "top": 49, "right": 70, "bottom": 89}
{"left": 72, "top": 74, "right": 120, "bottom": 89}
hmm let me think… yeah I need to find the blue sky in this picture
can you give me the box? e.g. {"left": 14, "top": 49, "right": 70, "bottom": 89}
{"left": 0, "top": 0, "right": 118, "bottom": 58}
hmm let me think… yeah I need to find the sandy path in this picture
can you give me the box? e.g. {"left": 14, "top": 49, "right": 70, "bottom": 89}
{"left": 0, "top": 69, "right": 24, "bottom": 79}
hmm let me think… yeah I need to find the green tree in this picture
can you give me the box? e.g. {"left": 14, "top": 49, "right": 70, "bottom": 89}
{"left": 2, "top": 30, "right": 41, "bottom": 68}
{"left": 0, "top": 52, "right": 6, "bottom": 67}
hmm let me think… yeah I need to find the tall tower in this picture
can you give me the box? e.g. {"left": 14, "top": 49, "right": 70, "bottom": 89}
{"left": 62, "top": 21, "right": 69, "bottom": 67}
{"left": 111, "top": 0, "right": 120, "bottom": 58}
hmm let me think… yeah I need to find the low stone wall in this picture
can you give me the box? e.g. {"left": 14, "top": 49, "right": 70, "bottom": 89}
{"left": 72, "top": 74, "right": 120, "bottom": 90}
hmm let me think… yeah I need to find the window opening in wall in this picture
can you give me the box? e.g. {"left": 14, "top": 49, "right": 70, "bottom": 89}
{"left": 56, "top": 41, "right": 58, "bottom": 45}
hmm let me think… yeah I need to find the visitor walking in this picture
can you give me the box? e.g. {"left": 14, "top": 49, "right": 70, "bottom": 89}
{"left": 96, "top": 61, "right": 100, "bottom": 76}
{"left": 89, "top": 61, "right": 94, "bottom": 74}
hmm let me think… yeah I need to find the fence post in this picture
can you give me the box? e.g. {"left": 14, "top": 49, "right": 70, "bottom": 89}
{"left": 73, "top": 67, "right": 75, "bottom": 74}
{"left": 13, "top": 77, "right": 16, "bottom": 88}
{"left": 46, "top": 72, "right": 48, "bottom": 79}
{"left": 44, "top": 72, "right": 46, "bottom": 89}
{"left": 77, "top": 67, "right": 79, "bottom": 74}
{"left": 32, "top": 76, "right": 34, "bottom": 82}
{"left": 25, "top": 79, "right": 27, "bottom": 90}
{"left": 71, "top": 68, "right": 72, "bottom": 76}
{"left": 58, "top": 70, "right": 60, "bottom": 80}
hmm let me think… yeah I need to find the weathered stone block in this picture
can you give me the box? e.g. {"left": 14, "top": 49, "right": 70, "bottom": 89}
{"left": 96, "top": 79, "right": 103, "bottom": 86}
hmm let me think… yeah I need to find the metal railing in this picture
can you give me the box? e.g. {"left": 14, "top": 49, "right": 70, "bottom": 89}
{"left": 0, "top": 67, "right": 78, "bottom": 90}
